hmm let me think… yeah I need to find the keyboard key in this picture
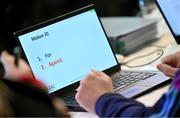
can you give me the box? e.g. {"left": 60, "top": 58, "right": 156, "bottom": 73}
{"left": 112, "top": 71, "right": 157, "bottom": 91}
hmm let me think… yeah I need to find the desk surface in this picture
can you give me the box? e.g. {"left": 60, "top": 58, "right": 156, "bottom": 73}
{"left": 124, "top": 33, "right": 175, "bottom": 106}
{"left": 70, "top": 33, "right": 176, "bottom": 118}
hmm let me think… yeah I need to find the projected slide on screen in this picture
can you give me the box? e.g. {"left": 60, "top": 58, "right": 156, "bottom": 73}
{"left": 18, "top": 10, "right": 117, "bottom": 93}
{"left": 157, "top": 0, "right": 180, "bottom": 35}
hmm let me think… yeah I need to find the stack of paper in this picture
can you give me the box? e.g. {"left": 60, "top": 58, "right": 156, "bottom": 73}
{"left": 101, "top": 17, "right": 158, "bottom": 55}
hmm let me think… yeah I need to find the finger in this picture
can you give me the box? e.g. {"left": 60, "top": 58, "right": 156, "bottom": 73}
{"left": 164, "top": 73, "right": 174, "bottom": 78}
{"left": 0, "top": 51, "right": 14, "bottom": 63}
{"left": 80, "top": 72, "right": 98, "bottom": 87}
{"left": 75, "top": 91, "right": 83, "bottom": 108}
{"left": 75, "top": 85, "right": 82, "bottom": 92}
{"left": 161, "top": 54, "right": 175, "bottom": 63}
{"left": 85, "top": 71, "right": 99, "bottom": 80}
{"left": 91, "top": 69, "right": 101, "bottom": 76}
{"left": 0, "top": 51, "right": 7, "bottom": 61}
{"left": 161, "top": 53, "right": 180, "bottom": 67}
{"left": 91, "top": 69, "right": 110, "bottom": 78}
{"left": 75, "top": 85, "right": 87, "bottom": 104}
{"left": 1, "top": 50, "right": 8, "bottom": 55}
{"left": 157, "top": 64, "right": 178, "bottom": 77}
{"left": 1, "top": 51, "right": 11, "bottom": 58}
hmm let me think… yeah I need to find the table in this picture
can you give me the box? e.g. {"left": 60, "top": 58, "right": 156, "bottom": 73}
{"left": 123, "top": 33, "right": 175, "bottom": 106}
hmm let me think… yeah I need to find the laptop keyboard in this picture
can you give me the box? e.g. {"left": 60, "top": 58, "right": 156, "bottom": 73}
{"left": 112, "top": 71, "right": 157, "bottom": 91}
{"left": 64, "top": 71, "right": 157, "bottom": 106}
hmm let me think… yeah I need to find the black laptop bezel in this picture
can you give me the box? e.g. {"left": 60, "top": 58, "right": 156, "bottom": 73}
{"left": 155, "top": 0, "right": 180, "bottom": 44}
{"left": 14, "top": 4, "right": 120, "bottom": 97}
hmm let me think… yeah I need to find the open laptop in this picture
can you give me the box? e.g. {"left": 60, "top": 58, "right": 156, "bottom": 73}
{"left": 155, "top": 0, "right": 180, "bottom": 44}
{"left": 14, "top": 5, "right": 171, "bottom": 111}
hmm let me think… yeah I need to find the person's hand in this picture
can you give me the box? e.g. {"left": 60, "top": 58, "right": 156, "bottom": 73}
{"left": 75, "top": 70, "right": 113, "bottom": 113}
{"left": 157, "top": 51, "right": 180, "bottom": 78}
{"left": 0, "top": 50, "right": 33, "bottom": 80}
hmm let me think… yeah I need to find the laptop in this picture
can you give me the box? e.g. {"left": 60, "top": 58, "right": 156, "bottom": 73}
{"left": 14, "top": 5, "right": 171, "bottom": 111}
{"left": 155, "top": 0, "right": 180, "bottom": 44}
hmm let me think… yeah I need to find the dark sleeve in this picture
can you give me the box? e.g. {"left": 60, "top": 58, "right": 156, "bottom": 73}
{"left": 95, "top": 93, "right": 166, "bottom": 117}
{"left": 95, "top": 68, "right": 180, "bottom": 117}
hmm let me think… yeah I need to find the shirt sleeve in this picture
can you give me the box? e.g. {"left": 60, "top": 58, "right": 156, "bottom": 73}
{"left": 149, "top": 69, "right": 180, "bottom": 117}
{"left": 95, "top": 69, "right": 180, "bottom": 117}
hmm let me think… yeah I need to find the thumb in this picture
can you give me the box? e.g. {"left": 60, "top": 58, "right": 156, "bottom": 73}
{"left": 91, "top": 69, "right": 110, "bottom": 79}
{"left": 157, "top": 64, "right": 178, "bottom": 77}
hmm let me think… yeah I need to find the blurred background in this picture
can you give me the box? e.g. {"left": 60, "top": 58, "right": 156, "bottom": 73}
{"left": 0, "top": 0, "right": 156, "bottom": 53}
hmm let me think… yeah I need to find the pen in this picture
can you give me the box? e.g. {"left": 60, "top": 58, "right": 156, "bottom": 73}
{"left": 13, "top": 46, "right": 21, "bottom": 67}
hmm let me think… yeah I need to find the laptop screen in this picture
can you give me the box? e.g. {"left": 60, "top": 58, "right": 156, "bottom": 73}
{"left": 17, "top": 8, "right": 118, "bottom": 93}
{"left": 156, "top": 0, "right": 180, "bottom": 36}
